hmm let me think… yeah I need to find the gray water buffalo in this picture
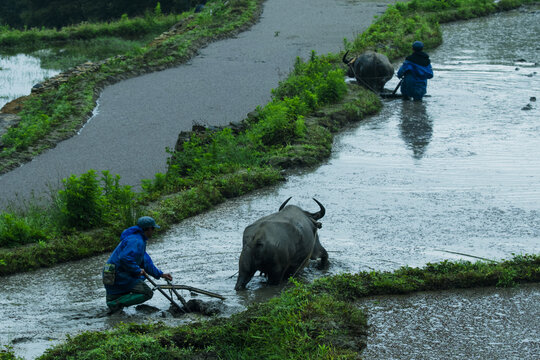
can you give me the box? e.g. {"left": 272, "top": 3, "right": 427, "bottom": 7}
{"left": 343, "top": 50, "right": 394, "bottom": 92}
{"left": 234, "top": 197, "right": 328, "bottom": 290}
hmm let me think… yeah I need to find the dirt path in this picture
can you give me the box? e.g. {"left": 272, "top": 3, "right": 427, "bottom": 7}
{"left": 0, "top": 0, "right": 392, "bottom": 209}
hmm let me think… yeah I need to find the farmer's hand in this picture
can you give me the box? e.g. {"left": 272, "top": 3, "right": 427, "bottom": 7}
{"left": 140, "top": 269, "right": 147, "bottom": 276}
{"left": 162, "top": 273, "right": 173, "bottom": 282}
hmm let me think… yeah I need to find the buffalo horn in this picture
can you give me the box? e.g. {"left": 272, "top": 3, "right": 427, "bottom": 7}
{"left": 311, "top": 198, "right": 326, "bottom": 220}
{"left": 342, "top": 50, "right": 351, "bottom": 64}
{"left": 279, "top": 197, "right": 292, "bottom": 211}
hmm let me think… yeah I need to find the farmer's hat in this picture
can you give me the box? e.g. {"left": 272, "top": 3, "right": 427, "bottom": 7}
{"left": 137, "top": 216, "right": 160, "bottom": 229}
{"left": 412, "top": 41, "right": 424, "bottom": 51}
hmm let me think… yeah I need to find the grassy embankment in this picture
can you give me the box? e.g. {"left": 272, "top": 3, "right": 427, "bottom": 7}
{"left": 1, "top": 0, "right": 538, "bottom": 359}
{"left": 0, "top": 5, "right": 182, "bottom": 70}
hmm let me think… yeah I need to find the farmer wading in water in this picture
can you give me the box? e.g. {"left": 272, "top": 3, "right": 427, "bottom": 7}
{"left": 102, "top": 216, "right": 172, "bottom": 314}
{"left": 397, "top": 41, "right": 434, "bottom": 101}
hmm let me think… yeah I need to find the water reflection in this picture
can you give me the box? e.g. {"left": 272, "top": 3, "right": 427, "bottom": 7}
{"left": 0, "top": 54, "right": 60, "bottom": 109}
{"left": 398, "top": 100, "right": 432, "bottom": 159}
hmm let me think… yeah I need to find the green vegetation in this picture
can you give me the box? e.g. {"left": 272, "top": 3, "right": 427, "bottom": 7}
{"left": 28, "top": 254, "right": 539, "bottom": 359}
{"left": 0, "top": 11, "right": 181, "bottom": 49}
{"left": 0, "top": 0, "right": 535, "bottom": 274}
{"left": 342, "top": 0, "right": 531, "bottom": 60}
{"left": 0, "top": 0, "right": 205, "bottom": 29}
{"left": 0, "top": 50, "right": 376, "bottom": 275}
{"left": 0, "top": 8, "right": 183, "bottom": 70}
{"left": 0, "top": 345, "right": 22, "bottom": 360}
{"left": 0, "top": 0, "right": 538, "bottom": 358}
{"left": 314, "top": 254, "right": 540, "bottom": 297}
{"left": 0, "top": 3, "right": 203, "bottom": 70}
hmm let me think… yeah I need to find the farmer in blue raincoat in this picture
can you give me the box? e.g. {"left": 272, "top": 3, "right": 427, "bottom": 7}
{"left": 102, "top": 216, "right": 172, "bottom": 314}
{"left": 397, "top": 41, "right": 434, "bottom": 101}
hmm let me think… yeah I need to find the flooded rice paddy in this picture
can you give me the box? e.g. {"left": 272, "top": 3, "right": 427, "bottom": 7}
{"left": 0, "top": 53, "right": 60, "bottom": 109}
{"left": 1, "top": 8, "right": 539, "bottom": 359}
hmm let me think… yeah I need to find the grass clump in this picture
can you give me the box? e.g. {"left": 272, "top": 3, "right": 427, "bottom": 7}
{"left": 0, "top": 12, "right": 182, "bottom": 49}
{"left": 312, "top": 254, "right": 540, "bottom": 300}
{"left": 0, "top": 345, "right": 23, "bottom": 360}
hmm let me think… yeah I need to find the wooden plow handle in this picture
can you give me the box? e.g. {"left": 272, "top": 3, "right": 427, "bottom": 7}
{"left": 157, "top": 284, "right": 226, "bottom": 301}
{"left": 144, "top": 273, "right": 186, "bottom": 313}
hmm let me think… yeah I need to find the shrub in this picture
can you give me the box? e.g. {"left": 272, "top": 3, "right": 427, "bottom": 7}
{"left": 272, "top": 53, "right": 347, "bottom": 109}
{"left": 247, "top": 100, "right": 304, "bottom": 147}
{"left": 57, "top": 170, "right": 105, "bottom": 230}
{"left": 167, "top": 128, "right": 259, "bottom": 182}
{"left": 100, "top": 171, "right": 137, "bottom": 229}
{"left": 55, "top": 169, "right": 136, "bottom": 230}
{"left": 0, "top": 213, "right": 47, "bottom": 247}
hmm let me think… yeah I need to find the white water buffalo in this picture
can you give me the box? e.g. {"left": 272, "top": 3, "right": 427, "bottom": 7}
{"left": 234, "top": 197, "right": 328, "bottom": 290}
{"left": 343, "top": 50, "right": 394, "bottom": 92}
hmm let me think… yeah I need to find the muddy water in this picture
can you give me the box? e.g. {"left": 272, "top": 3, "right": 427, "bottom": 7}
{"left": 1, "top": 8, "right": 539, "bottom": 359}
{"left": 360, "top": 283, "right": 540, "bottom": 359}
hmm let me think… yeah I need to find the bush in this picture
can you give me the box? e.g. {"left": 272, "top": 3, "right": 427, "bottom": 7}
{"left": 56, "top": 170, "right": 135, "bottom": 230}
{"left": 0, "top": 213, "right": 47, "bottom": 247}
{"left": 247, "top": 100, "right": 305, "bottom": 147}
{"left": 272, "top": 53, "right": 347, "bottom": 109}
{"left": 57, "top": 170, "right": 105, "bottom": 230}
{"left": 167, "top": 128, "right": 260, "bottom": 183}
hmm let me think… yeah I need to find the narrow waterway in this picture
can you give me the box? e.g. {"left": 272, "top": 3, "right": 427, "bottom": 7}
{"left": 1, "top": 8, "right": 539, "bottom": 359}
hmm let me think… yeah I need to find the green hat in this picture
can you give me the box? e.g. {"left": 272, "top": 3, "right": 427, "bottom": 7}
{"left": 137, "top": 216, "right": 160, "bottom": 229}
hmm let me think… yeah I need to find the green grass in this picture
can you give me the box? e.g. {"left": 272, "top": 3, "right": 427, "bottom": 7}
{"left": 32, "top": 254, "right": 540, "bottom": 360}
{"left": 340, "top": 0, "right": 532, "bottom": 61}
{"left": 33, "top": 36, "right": 160, "bottom": 70}
{"left": 0, "top": 12, "right": 182, "bottom": 48}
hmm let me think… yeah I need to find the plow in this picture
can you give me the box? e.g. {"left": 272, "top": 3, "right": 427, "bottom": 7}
{"left": 144, "top": 274, "right": 225, "bottom": 313}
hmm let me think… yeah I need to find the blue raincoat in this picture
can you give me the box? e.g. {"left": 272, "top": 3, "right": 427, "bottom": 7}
{"left": 104, "top": 225, "right": 163, "bottom": 295}
{"left": 397, "top": 52, "right": 434, "bottom": 100}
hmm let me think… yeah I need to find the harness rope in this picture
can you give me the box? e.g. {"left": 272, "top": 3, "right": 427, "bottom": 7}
{"left": 347, "top": 58, "right": 389, "bottom": 94}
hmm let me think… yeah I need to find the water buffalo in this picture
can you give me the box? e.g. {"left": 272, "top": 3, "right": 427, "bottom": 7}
{"left": 343, "top": 50, "right": 394, "bottom": 92}
{"left": 234, "top": 197, "right": 328, "bottom": 291}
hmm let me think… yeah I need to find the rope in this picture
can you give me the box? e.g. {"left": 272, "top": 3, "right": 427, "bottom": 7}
{"left": 346, "top": 58, "right": 392, "bottom": 94}
{"left": 289, "top": 239, "right": 317, "bottom": 279}
{"left": 435, "top": 249, "right": 499, "bottom": 263}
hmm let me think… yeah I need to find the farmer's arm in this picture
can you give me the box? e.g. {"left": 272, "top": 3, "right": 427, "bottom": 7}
{"left": 141, "top": 252, "right": 172, "bottom": 281}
